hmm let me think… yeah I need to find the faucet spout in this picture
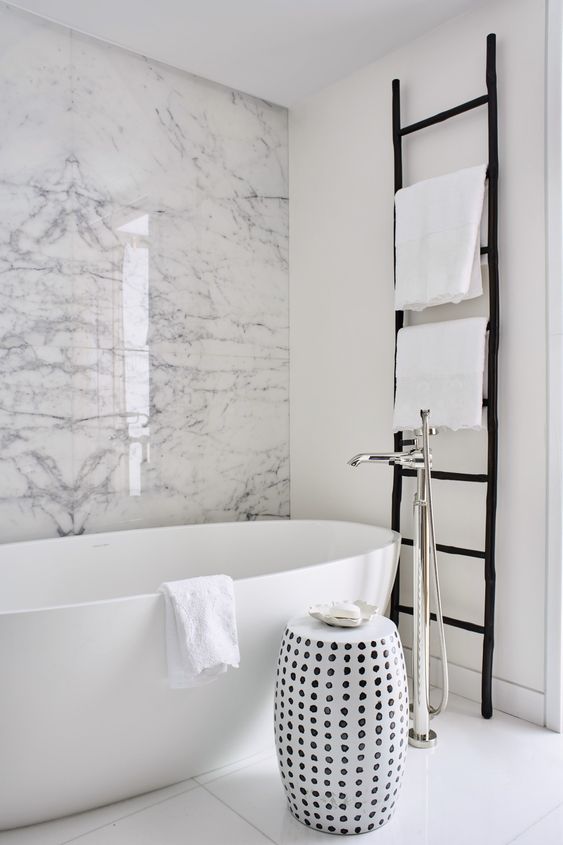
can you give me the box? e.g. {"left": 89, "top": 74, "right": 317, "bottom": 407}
{"left": 347, "top": 452, "right": 404, "bottom": 468}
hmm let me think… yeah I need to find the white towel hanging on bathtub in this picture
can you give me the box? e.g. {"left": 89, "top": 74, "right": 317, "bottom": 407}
{"left": 158, "top": 575, "right": 240, "bottom": 689}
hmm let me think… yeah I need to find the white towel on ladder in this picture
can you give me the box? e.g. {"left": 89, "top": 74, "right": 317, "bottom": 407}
{"left": 393, "top": 317, "right": 488, "bottom": 432}
{"left": 394, "top": 164, "right": 487, "bottom": 311}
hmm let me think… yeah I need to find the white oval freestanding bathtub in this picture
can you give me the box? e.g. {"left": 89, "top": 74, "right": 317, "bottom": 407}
{"left": 0, "top": 519, "right": 399, "bottom": 830}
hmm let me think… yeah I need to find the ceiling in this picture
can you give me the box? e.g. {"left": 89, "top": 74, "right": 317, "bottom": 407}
{"left": 7, "top": 0, "right": 484, "bottom": 106}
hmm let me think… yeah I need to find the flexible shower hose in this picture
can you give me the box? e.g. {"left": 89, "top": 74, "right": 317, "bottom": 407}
{"left": 421, "top": 410, "right": 449, "bottom": 717}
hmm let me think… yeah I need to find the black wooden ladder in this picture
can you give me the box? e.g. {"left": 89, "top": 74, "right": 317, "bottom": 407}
{"left": 389, "top": 33, "right": 499, "bottom": 719}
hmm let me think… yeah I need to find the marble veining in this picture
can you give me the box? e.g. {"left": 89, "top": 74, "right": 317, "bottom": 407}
{"left": 0, "top": 2, "right": 289, "bottom": 542}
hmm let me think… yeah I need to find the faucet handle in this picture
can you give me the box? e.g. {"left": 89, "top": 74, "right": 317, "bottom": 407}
{"left": 402, "top": 439, "right": 415, "bottom": 447}
{"left": 413, "top": 426, "right": 438, "bottom": 437}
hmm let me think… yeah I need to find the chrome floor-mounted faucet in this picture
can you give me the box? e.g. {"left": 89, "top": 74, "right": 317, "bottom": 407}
{"left": 348, "top": 410, "right": 449, "bottom": 748}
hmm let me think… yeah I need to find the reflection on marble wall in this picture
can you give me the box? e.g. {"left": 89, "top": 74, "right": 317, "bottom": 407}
{"left": 0, "top": 3, "right": 289, "bottom": 542}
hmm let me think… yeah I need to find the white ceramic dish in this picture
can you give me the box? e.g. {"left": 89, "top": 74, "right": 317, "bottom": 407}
{"left": 308, "top": 600, "right": 380, "bottom": 628}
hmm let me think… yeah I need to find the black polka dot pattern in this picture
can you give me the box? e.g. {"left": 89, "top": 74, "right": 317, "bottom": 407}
{"left": 274, "top": 618, "right": 408, "bottom": 835}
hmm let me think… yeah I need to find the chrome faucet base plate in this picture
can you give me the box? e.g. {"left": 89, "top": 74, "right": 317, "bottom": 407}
{"left": 408, "top": 728, "right": 437, "bottom": 749}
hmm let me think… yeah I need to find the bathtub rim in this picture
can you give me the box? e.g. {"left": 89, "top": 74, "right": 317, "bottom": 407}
{"left": 0, "top": 519, "right": 400, "bottom": 617}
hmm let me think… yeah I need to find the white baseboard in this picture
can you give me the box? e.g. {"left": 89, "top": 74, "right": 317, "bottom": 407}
{"left": 403, "top": 647, "right": 545, "bottom": 727}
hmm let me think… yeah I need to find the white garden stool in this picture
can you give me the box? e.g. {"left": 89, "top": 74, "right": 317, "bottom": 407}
{"left": 274, "top": 614, "right": 408, "bottom": 835}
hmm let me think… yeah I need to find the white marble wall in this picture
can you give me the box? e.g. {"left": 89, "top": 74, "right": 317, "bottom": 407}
{"left": 0, "top": 3, "right": 289, "bottom": 542}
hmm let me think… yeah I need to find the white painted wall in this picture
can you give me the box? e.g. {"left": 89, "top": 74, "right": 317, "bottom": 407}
{"left": 545, "top": 0, "right": 563, "bottom": 731}
{"left": 289, "top": 0, "right": 547, "bottom": 721}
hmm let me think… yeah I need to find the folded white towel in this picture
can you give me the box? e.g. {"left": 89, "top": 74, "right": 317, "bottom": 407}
{"left": 393, "top": 317, "right": 488, "bottom": 432}
{"left": 159, "top": 575, "right": 240, "bottom": 689}
{"left": 395, "top": 164, "right": 487, "bottom": 311}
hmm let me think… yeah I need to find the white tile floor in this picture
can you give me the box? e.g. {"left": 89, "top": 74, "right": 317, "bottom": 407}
{"left": 3, "top": 694, "right": 563, "bottom": 845}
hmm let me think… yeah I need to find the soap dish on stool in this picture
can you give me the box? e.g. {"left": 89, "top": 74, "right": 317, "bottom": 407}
{"left": 308, "top": 600, "right": 379, "bottom": 628}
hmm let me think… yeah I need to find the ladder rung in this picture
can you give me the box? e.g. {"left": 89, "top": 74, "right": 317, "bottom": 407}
{"left": 398, "top": 604, "right": 485, "bottom": 635}
{"left": 401, "top": 469, "right": 488, "bottom": 483}
{"left": 400, "top": 94, "right": 489, "bottom": 136}
{"left": 401, "top": 537, "right": 486, "bottom": 559}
